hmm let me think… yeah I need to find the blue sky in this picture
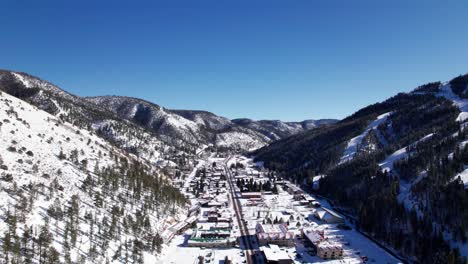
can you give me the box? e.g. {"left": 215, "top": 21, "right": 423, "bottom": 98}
{"left": 1, "top": 0, "right": 468, "bottom": 121}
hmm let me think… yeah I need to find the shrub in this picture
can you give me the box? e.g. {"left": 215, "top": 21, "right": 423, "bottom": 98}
{"left": 2, "top": 174, "right": 13, "bottom": 182}
{"left": 7, "top": 146, "right": 16, "bottom": 152}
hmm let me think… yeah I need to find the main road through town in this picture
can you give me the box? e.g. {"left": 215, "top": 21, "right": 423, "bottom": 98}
{"left": 224, "top": 156, "right": 261, "bottom": 264}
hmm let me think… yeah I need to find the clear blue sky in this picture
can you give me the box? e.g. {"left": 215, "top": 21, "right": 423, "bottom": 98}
{"left": 2, "top": 0, "right": 468, "bottom": 121}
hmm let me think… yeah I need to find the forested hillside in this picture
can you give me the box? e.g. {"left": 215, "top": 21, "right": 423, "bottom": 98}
{"left": 0, "top": 90, "right": 187, "bottom": 263}
{"left": 254, "top": 74, "right": 468, "bottom": 263}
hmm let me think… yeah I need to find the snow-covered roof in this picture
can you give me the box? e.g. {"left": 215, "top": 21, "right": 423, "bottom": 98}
{"left": 260, "top": 245, "right": 292, "bottom": 262}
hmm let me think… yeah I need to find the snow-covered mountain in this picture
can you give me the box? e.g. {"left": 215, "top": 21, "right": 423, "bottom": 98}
{"left": 83, "top": 95, "right": 333, "bottom": 151}
{"left": 0, "top": 70, "right": 189, "bottom": 167}
{"left": 171, "top": 109, "right": 233, "bottom": 131}
{"left": 85, "top": 96, "right": 208, "bottom": 149}
{"left": 232, "top": 118, "right": 336, "bottom": 140}
{"left": 0, "top": 68, "right": 334, "bottom": 263}
{"left": 0, "top": 70, "right": 330, "bottom": 153}
{"left": 84, "top": 96, "right": 268, "bottom": 151}
{"left": 0, "top": 89, "right": 186, "bottom": 263}
{"left": 254, "top": 73, "right": 468, "bottom": 262}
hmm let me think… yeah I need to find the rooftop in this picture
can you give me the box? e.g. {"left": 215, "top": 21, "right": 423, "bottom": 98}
{"left": 257, "top": 223, "right": 287, "bottom": 234}
{"left": 260, "top": 245, "right": 293, "bottom": 262}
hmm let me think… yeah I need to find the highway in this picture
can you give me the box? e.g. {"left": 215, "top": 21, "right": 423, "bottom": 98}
{"left": 224, "top": 156, "right": 259, "bottom": 264}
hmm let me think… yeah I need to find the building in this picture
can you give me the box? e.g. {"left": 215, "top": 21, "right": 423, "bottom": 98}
{"left": 187, "top": 229, "right": 235, "bottom": 248}
{"left": 215, "top": 222, "right": 231, "bottom": 230}
{"left": 241, "top": 192, "right": 262, "bottom": 199}
{"left": 313, "top": 208, "right": 344, "bottom": 223}
{"left": 305, "top": 196, "right": 316, "bottom": 204}
{"left": 311, "top": 201, "right": 321, "bottom": 208}
{"left": 285, "top": 183, "right": 303, "bottom": 195}
{"left": 256, "top": 223, "right": 294, "bottom": 247}
{"left": 303, "top": 228, "right": 343, "bottom": 259}
{"left": 303, "top": 229, "right": 324, "bottom": 246}
{"left": 207, "top": 211, "right": 220, "bottom": 222}
{"left": 207, "top": 201, "right": 223, "bottom": 208}
{"left": 260, "top": 245, "right": 294, "bottom": 264}
{"left": 293, "top": 193, "right": 304, "bottom": 201}
{"left": 316, "top": 241, "right": 343, "bottom": 259}
{"left": 188, "top": 204, "right": 201, "bottom": 217}
{"left": 185, "top": 215, "right": 197, "bottom": 227}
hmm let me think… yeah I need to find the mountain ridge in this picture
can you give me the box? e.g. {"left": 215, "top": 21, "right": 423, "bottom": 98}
{"left": 0, "top": 69, "right": 334, "bottom": 152}
{"left": 253, "top": 72, "right": 468, "bottom": 262}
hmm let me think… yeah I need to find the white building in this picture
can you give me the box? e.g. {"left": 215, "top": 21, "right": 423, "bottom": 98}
{"left": 317, "top": 241, "right": 343, "bottom": 259}
{"left": 260, "top": 244, "right": 294, "bottom": 264}
{"left": 313, "top": 208, "right": 344, "bottom": 223}
{"left": 256, "top": 223, "right": 294, "bottom": 247}
{"left": 303, "top": 228, "right": 343, "bottom": 259}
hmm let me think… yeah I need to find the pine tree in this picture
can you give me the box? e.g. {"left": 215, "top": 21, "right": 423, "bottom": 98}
{"left": 152, "top": 233, "right": 163, "bottom": 253}
{"left": 2, "top": 231, "right": 11, "bottom": 263}
{"left": 46, "top": 247, "right": 60, "bottom": 264}
{"left": 58, "top": 150, "right": 66, "bottom": 160}
{"left": 63, "top": 238, "right": 72, "bottom": 264}
{"left": 22, "top": 226, "right": 33, "bottom": 263}
{"left": 38, "top": 224, "right": 52, "bottom": 264}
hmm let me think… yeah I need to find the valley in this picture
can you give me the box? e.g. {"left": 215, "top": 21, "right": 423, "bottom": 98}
{"left": 1, "top": 69, "right": 468, "bottom": 264}
{"left": 158, "top": 153, "right": 401, "bottom": 264}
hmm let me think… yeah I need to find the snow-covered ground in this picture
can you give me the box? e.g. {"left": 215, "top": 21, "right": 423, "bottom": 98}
{"left": 436, "top": 83, "right": 468, "bottom": 122}
{"left": 453, "top": 166, "right": 468, "bottom": 188}
{"left": 216, "top": 131, "right": 268, "bottom": 151}
{"left": 0, "top": 91, "right": 185, "bottom": 263}
{"left": 227, "top": 156, "right": 401, "bottom": 263}
{"left": 379, "top": 133, "right": 433, "bottom": 172}
{"left": 339, "top": 112, "right": 392, "bottom": 164}
{"left": 435, "top": 83, "right": 468, "bottom": 187}
{"left": 377, "top": 133, "right": 434, "bottom": 217}
{"left": 260, "top": 186, "right": 400, "bottom": 264}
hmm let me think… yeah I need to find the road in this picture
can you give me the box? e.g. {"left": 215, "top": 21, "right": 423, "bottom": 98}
{"left": 224, "top": 156, "right": 259, "bottom": 264}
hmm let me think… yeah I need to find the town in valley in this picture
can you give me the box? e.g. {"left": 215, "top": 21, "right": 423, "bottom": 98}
{"left": 157, "top": 151, "right": 401, "bottom": 264}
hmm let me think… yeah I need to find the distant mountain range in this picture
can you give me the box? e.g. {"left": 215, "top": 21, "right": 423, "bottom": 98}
{"left": 0, "top": 69, "right": 336, "bottom": 154}
{"left": 0, "top": 68, "right": 336, "bottom": 264}
{"left": 2, "top": 67, "right": 468, "bottom": 262}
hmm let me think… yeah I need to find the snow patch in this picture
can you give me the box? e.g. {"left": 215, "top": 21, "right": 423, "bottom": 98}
{"left": 436, "top": 83, "right": 468, "bottom": 122}
{"left": 339, "top": 112, "right": 392, "bottom": 164}
{"left": 453, "top": 166, "right": 468, "bottom": 189}
{"left": 379, "top": 133, "right": 434, "bottom": 172}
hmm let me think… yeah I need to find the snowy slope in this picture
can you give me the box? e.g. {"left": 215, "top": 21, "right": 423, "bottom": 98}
{"left": 436, "top": 83, "right": 468, "bottom": 122}
{"left": 86, "top": 96, "right": 314, "bottom": 151}
{"left": 0, "top": 70, "right": 183, "bottom": 164}
{"left": 379, "top": 133, "right": 434, "bottom": 172}
{"left": 215, "top": 131, "right": 268, "bottom": 151}
{"left": 86, "top": 96, "right": 254, "bottom": 149}
{"left": 171, "top": 109, "right": 233, "bottom": 131}
{"left": 453, "top": 166, "right": 468, "bottom": 188}
{"left": 0, "top": 69, "right": 331, "bottom": 153}
{"left": 0, "top": 91, "right": 186, "bottom": 263}
{"left": 232, "top": 118, "right": 336, "bottom": 141}
{"left": 3, "top": 71, "right": 75, "bottom": 100}
{"left": 339, "top": 112, "right": 392, "bottom": 164}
